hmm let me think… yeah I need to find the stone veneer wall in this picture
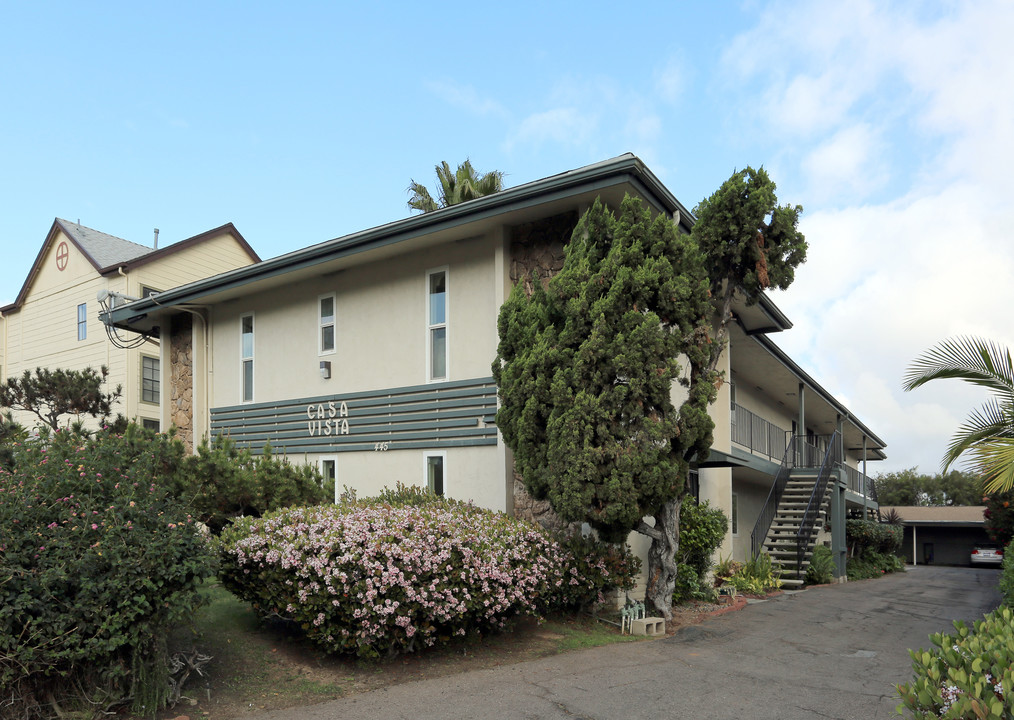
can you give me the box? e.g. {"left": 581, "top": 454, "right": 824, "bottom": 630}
{"left": 506, "top": 211, "right": 581, "bottom": 532}
{"left": 169, "top": 313, "right": 194, "bottom": 452}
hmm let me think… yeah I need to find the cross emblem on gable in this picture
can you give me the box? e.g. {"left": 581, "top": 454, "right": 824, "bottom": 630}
{"left": 56, "top": 241, "right": 69, "bottom": 271}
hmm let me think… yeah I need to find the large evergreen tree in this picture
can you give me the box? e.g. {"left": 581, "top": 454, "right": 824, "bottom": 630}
{"left": 494, "top": 196, "right": 718, "bottom": 619}
{"left": 691, "top": 166, "right": 806, "bottom": 373}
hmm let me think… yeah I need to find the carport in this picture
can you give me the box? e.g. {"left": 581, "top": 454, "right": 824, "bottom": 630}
{"left": 880, "top": 505, "right": 989, "bottom": 566}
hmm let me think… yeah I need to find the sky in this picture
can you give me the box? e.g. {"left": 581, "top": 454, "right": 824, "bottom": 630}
{"left": 1, "top": 1, "right": 1011, "bottom": 478}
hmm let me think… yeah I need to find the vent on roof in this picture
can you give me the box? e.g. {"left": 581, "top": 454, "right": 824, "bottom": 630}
{"left": 154, "top": 228, "right": 159, "bottom": 249}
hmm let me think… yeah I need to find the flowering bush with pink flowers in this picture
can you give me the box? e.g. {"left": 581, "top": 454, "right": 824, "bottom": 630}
{"left": 0, "top": 425, "right": 214, "bottom": 715}
{"left": 218, "top": 497, "right": 637, "bottom": 659}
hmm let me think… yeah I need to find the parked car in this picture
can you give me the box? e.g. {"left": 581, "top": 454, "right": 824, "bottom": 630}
{"left": 970, "top": 543, "right": 1003, "bottom": 567}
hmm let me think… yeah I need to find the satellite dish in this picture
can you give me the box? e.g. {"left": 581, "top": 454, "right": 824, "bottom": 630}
{"left": 97, "top": 289, "right": 110, "bottom": 303}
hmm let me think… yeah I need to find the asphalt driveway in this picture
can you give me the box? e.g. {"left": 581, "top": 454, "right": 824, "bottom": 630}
{"left": 253, "top": 566, "right": 1001, "bottom": 720}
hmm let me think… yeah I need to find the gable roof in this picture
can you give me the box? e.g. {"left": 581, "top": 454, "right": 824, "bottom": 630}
{"left": 1, "top": 219, "right": 259, "bottom": 314}
{"left": 56, "top": 219, "right": 155, "bottom": 269}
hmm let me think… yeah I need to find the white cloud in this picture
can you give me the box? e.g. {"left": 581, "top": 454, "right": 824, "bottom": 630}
{"left": 727, "top": 1, "right": 1014, "bottom": 474}
{"left": 505, "top": 107, "right": 596, "bottom": 151}
{"left": 427, "top": 80, "right": 506, "bottom": 118}
{"left": 800, "top": 123, "right": 887, "bottom": 202}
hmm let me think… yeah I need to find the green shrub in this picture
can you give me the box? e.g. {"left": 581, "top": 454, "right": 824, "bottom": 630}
{"left": 172, "top": 436, "right": 332, "bottom": 532}
{"left": 0, "top": 425, "right": 214, "bottom": 715}
{"left": 218, "top": 499, "right": 638, "bottom": 659}
{"left": 805, "top": 545, "right": 835, "bottom": 585}
{"left": 673, "top": 499, "right": 728, "bottom": 604}
{"left": 1000, "top": 539, "right": 1014, "bottom": 607}
{"left": 897, "top": 606, "right": 1014, "bottom": 718}
{"left": 984, "top": 492, "right": 1014, "bottom": 548}
{"left": 846, "top": 518, "right": 904, "bottom": 556}
{"left": 847, "top": 551, "right": 905, "bottom": 580}
{"left": 725, "top": 553, "right": 782, "bottom": 595}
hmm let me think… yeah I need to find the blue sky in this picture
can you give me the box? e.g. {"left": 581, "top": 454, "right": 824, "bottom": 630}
{"left": 2, "top": 1, "right": 1012, "bottom": 478}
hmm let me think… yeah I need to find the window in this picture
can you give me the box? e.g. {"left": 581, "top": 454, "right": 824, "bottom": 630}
{"left": 141, "top": 356, "right": 159, "bottom": 404}
{"left": 241, "top": 314, "right": 254, "bottom": 402}
{"left": 77, "top": 303, "right": 87, "bottom": 340}
{"left": 319, "top": 294, "right": 336, "bottom": 355}
{"left": 319, "top": 457, "right": 336, "bottom": 487}
{"left": 424, "top": 451, "right": 445, "bottom": 497}
{"left": 427, "top": 268, "right": 447, "bottom": 381}
{"left": 141, "top": 418, "right": 160, "bottom": 432}
{"left": 141, "top": 285, "right": 159, "bottom": 298}
{"left": 731, "top": 493, "right": 739, "bottom": 535}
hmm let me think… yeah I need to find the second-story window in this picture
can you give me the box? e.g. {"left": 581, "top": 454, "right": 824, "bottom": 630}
{"left": 319, "top": 294, "right": 336, "bottom": 355}
{"left": 427, "top": 268, "right": 447, "bottom": 381}
{"left": 241, "top": 314, "right": 254, "bottom": 402}
{"left": 77, "top": 303, "right": 87, "bottom": 340}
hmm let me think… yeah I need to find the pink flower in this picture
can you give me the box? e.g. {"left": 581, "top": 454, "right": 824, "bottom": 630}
{"left": 91, "top": 524, "right": 98, "bottom": 530}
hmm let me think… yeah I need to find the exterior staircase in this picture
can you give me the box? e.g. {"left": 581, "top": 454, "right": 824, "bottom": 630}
{"left": 762, "top": 475, "right": 830, "bottom": 588}
{"left": 750, "top": 432, "right": 842, "bottom": 589}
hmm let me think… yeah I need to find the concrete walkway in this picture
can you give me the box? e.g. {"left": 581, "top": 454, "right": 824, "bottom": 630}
{"left": 251, "top": 566, "right": 1001, "bottom": 720}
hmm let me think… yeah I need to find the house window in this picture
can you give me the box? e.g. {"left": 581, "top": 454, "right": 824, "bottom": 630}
{"left": 241, "top": 314, "right": 254, "bottom": 402}
{"left": 427, "top": 268, "right": 447, "bottom": 381}
{"left": 77, "top": 303, "right": 87, "bottom": 340}
{"left": 319, "top": 457, "right": 336, "bottom": 486}
{"left": 141, "top": 418, "right": 160, "bottom": 432}
{"left": 141, "top": 356, "right": 159, "bottom": 404}
{"left": 141, "top": 285, "right": 159, "bottom": 298}
{"left": 731, "top": 493, "right": 739, "bottom": 536}
{"left": 319, "top": 294, "right": 336, "bottom": 355}
{"left": 424, "top": 451, "right": 445, "bottom": 496}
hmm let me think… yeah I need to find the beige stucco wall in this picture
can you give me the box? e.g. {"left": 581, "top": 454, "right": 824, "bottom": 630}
{"left": 206, "top": 231, "right": 506, "bottom": 508}
{"left": 211, "top": 236, "right": 499, "bottom": 406}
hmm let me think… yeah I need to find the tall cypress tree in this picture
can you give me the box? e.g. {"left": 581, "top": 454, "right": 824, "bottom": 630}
{"left": 494, "top": 195, "right": 718, "bottom": 618}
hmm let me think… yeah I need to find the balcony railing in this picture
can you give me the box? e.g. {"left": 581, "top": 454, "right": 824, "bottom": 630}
{"left": 843, "top": 464, "right": 877, "bottom": 500}
{"left": 731, "top": 404, "right": 790, "bottom": 462}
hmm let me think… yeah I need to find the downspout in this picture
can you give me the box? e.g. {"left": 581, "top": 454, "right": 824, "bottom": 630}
{"left": 862, "top": 436, "right": 869, "bottom": 520}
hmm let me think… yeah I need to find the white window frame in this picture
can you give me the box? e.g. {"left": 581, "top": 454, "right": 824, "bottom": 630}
{"left": 77, "top": 303, "right": 87, "bottom": 341}
{"left": 731, "top": 492, "right": 739, "bottom": 536}
{"left": 423, "top": 450, "right": 446, "bottom": 497}
{"left": 240, "top": 313, "right": 254, "bottom": 403}
{"left": 318, "top": 292, "right": 336, "bottom": 356}
{"left": 426, "top": 267, "right": 448, "bottom": 382}
{"left": 140, "top": 354, "right": 160, "bottom": 405}
{"left": 319, "top": 456, "right": 337, "bottom": 486}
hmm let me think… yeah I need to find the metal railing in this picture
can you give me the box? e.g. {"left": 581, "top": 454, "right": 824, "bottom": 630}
{"left": 795, "top": 431, "right": 842, "bottom": 573}
{"left": 750, "top": 436, "right": 801, "bottom": 559}
{"left": 731, "top": 404, "right": 790, "bottom": 462}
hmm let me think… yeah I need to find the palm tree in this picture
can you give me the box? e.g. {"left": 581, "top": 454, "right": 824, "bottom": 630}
{"left": 903, "top": 336, "right": 1014, "bottom": 493}
{"left": 407, "top": 160, "right": 505, "bottom": 213}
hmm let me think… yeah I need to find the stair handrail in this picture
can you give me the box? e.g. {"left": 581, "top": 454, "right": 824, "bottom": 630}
{"left": 794, "top": 430, "right": 842, "bottom": 574}
{"left": 750, "top": 436, "right": 804, "bottom": 559}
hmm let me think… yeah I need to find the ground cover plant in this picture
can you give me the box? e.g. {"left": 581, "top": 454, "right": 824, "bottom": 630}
{"left": 0, "top": 425, "right": 214, "bottom": 717}
{"left": 722, "top": 552, "right": 783, "bottom": 595}
{"left": 897, "top": 606, "right": 1014, "bottom": 718}
{"left": 218, "top": 495, "right": 638, "bottom": 660}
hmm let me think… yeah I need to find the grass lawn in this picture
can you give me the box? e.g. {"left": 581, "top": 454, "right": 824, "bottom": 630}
{"left": 154, "top": 581, "right": 644, "bottom": 719}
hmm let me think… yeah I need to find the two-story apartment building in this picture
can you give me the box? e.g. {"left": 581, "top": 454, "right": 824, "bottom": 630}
{"left": 100, "top": 155, "right": 886, "bottom": 583}
{"left": 1, "top": 219, "right": 259, "bottom": 435}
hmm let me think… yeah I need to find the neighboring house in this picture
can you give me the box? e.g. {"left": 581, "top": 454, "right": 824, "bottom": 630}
{"left": 879, "top": 505, "right": 989, "bottom": 566}
{"left": 100, "top": 154, "right": 886, "bottom": 584}
{"left": 0, "top": 219, "right": 259, "bottom": 435}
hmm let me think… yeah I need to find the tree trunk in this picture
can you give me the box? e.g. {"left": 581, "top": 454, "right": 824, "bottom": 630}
{"left": 642, "top": 496, "right": 682, "bottom": 621}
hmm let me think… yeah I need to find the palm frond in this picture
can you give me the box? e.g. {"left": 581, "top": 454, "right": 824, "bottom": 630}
{"left": 407, "top": 181, "right": 439, "bottom": 213}
{"left": 903, "top": 336, "right": 1014, "bottom": 396}
{"left": 942, "top": 398, "right": 1014, "bottom": 470}
{"left": 971, "top": 438, "right": 1014, "bottom": 494}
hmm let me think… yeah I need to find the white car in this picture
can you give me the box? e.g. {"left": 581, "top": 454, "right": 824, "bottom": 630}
{"left": 970, "top": 543, "right": 1003, "bottom": 567}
